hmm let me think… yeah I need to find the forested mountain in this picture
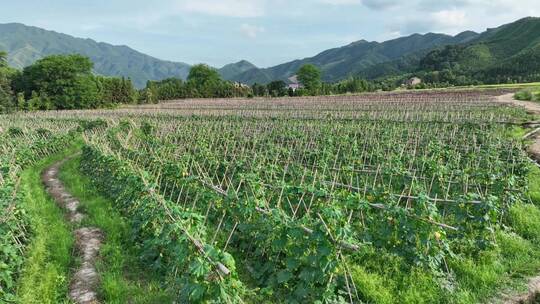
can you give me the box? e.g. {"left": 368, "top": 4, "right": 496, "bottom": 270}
{"left": 228, "top": 31, "right": 480, "bottom": 84}
{"left": 218, "top": 60, "right": 258, "bottom": 80}
{"left": 228, "top": 17, "right": 540, "bottom": 85}
{"left": 413, "top": 17, "right": 540, "bottom": 84}
{"left": 0, "top": 23, "right": 191, "bottom": 88}
{"left": 1, "top": 17, "right": 539, "bottom": 88}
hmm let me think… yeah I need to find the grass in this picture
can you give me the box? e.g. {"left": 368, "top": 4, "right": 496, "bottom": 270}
{"left": 454, "top": 82, "right": 540, "bottom": 90}
{"left": 343, "top": 131, "right": 540, "bottom": 304}
{"left": 506, "top": 125, "right": 530, "bottom": 140}
{"left": 514, "top": 87, "right": 540, "bottom": 102}
{"left": 15, "top": 144, "right": 82, "bottom": 304}
{"left": 346, "top": 231, "right": 540, "bottom": 304}
{"left": 58, "top": 156, "right": 173, "bottom": 303}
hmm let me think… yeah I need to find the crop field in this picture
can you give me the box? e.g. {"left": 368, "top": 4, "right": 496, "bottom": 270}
{"left": 2, "top": 89, "right": 540, "bottom": 303}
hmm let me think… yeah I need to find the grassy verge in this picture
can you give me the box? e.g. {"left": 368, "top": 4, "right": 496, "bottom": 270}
{"left": 514, "top": 87, "right": 540, "bottom": 101}
{"left": 15, "top": 144, "right": 82, "bottom": 304}
{"left": 457, "top": 82, "right": 540, "bottom": 90}
{"left": 59, "top": 156, "right": 172, "bottom": 303}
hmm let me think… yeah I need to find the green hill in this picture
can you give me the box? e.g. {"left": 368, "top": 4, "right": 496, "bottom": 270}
{"left": 218, "top": 60, "right": 259, "bottom": 80}
{"left": 0, "top": 23, "right": 191, "bottom": 88}
{"left": 412, "top": 17, "right": 540, "bottom": 84}
{"left": 230, "top": 31, "right": 479, "bottom": 84}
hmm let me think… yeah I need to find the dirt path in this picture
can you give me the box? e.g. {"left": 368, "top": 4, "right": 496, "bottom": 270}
{"left": 42, "top": 159, "right": 103, "bottom": 304}
{"left": 497, "top": 93, "right": 540, "bottom": 115}
{"left": 495, "top": 94, "right": 540, "bottom": 304}
{"left": 497, "top": 94, "right": 540, "bottom": 162}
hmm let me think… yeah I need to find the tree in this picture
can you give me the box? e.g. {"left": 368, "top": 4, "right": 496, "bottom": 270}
{"left": 0, "top": 86, "right": 12, "bottom": 112}
{"left": 16, "top": 92, "right": 25, "bottom": 110}
{"left": 188, "top": 64, "right": 221, "bottom": 88}
{"left": 27, "top": 91, "right": 40, "bottom": 111}
{"left": 297, "top": 64, "right": 321, "bottom": 94}
{"left": 0, "top": 51, "right": 7, "bottom": 68}
{"left": 251, "top": 83, "right": 267, "bottom": 97}
{"left": 0, "top": 51, "right": 16, "bottom": 112}
{"left": 15, "top": 54, "right": 99, "bottom": 109}
{"left": 144, "top": 81, "right": 159, "bottom": 104}
{"left": 267, "top": 80, "right": 287, "bottom": 97}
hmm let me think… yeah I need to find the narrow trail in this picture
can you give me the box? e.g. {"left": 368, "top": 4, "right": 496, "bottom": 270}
{"left": 496, "top": 94, "right": 540, "bottom": 304}
{"left": 497, "top": 94, "right": 540, "bottom": 162}
{"left": 42, "top": 158, "right": 103, "bottom": 304}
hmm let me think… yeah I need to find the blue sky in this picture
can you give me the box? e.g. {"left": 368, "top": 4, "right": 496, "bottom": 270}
{"left": 1, "top": 0, "right": 539, "bottom": 67}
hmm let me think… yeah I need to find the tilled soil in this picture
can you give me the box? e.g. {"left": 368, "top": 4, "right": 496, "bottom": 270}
{"left": 42, "top": 159, "right": 103, "bottom": 304}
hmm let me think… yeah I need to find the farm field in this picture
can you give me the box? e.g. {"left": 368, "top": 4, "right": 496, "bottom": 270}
{"left": 2, "top": 89, "right": 540, "bottom": 303}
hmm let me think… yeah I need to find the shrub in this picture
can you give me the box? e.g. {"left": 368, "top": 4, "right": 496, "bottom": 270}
{"left": 514, "top": 90, "right": 533, "bottom": 101}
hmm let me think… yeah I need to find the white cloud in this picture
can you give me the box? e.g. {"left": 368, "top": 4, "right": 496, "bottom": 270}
{"left": 178, "top": 0, "right": 266, "bottom": 17}
{"left": 240, "top": 23, "right": 265, "bottom": 38}
{"left": 361, "top": 0, "right": 401, "bottom": 10}
{"left": 319, "top": 0, "right": 361, "bottom": 5}
{"left": 431, "top": 9, "right": 468, "bottom": 28}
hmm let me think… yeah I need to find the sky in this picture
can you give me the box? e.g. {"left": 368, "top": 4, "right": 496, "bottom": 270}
{"left": 0, "top": 0, "right": 539, "bottom": 68}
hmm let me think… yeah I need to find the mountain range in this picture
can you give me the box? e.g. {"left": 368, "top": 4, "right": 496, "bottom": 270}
{"left": 0, "top": 23, "right": 191, "bottom": 88}
{"left": 0, "top": 17, "right": 539, "bottom": 87}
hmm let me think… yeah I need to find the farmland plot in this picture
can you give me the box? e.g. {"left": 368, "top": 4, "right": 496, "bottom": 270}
{"left": 2, "top": 89, "right": 540, "bottom": 303}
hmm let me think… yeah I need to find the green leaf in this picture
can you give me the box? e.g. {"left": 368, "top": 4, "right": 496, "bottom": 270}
{"left": 277, "top": 270, "right": 293, "bottom": 283}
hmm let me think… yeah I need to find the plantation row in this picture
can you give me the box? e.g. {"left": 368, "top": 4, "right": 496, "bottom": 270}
{"left": 14, "top": 93, "right": 529, "bottom": 123}
{"left": 0, "top": 89, "right": 538, "bottom": 303}
{"left": 117, "top": 89, "right": 523, "bottom": 121}
{"left": 0, "top": 119, "right": 80, "bottom": 301}
{"left": 65, "top": 92, "right": 531, "bottom": 302}
{"left": 129, "top": 88, "right": 517, "bottom": 109}
{"left": 78, "top": 113, "right": 529, "bottom": 302}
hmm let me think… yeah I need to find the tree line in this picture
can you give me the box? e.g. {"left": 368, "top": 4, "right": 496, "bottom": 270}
{"left": 0, "top": 53, "right": 139, "bottom": 112}
{"left": 0, "top": 52, "right": 383, "bottom": 112}
{"left": 146, "top": 63, "right": 379, "bottom": 102}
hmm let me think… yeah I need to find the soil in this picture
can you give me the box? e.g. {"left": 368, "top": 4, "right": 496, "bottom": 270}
{"left": 42, "top": 159, "right": 103, "bottom": 304}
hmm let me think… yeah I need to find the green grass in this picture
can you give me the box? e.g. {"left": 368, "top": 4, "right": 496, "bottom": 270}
{"left": 528, "top": 164, "right": 540, "bottom": 203}
{"left": 514, "top": 86, "right": 540, "bottom": 102}
{"left": 346, "top": 228, "right": 540, "bottom": 304}
{"left": 15, "top": 145, "right": 82, "bottom": 304}
{"left": 506, "top": 126, "right": 530, "bottom": 140}
{"left": 59, "top": 156, "right": 173, "bottom": 303}
{"left": 342, "top": 145, "right": 540, "bottom": 304}
{"left": 454, "top": 82, "right": 540, "bottom": 90}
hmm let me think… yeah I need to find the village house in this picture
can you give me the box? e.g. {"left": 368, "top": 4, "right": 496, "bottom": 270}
{"left": 234, "top": 82, "right": 250, "bottom": 89}
{"left": 287, "top": 75, "right": 303, "bottom": 91}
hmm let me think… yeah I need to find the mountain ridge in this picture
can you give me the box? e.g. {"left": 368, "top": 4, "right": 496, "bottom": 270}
{"left": 0, "top": 22, "right": 191, "bottom": 88}
{"left": 227, "top": 30, "right": 481, "bottom": 84}
{"left": 1, "top": 17, "right": 539, "bottom": 87}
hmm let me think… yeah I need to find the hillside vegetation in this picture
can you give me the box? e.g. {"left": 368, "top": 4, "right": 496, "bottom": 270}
{"left": 410, "top": 17, "right": 540, "bottom": 85}
{"left": 229, "top": 32, "right": 479, "bottom": 84}
{"left": 229, "top": 17, "right": 540, "bottom": 86}
{"left": 0, "top": 23, "right": 191, "bottom": 88}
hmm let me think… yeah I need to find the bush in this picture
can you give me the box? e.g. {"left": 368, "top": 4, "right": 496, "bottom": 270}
{"left": 515, "top": 90, "right": 533, "bottom": 101}
{"left": 534, "top": 91, "right": 540, "bottom": 102}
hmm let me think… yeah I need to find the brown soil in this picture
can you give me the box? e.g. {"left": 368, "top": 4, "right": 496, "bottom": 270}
{"left": 502, "top": 277, "right": 540, "bottom": 304}
{"left": 42, "top": 159, "right": 103, "bottom": 304}
{"left": 497, "top": 94, "right": 540, "bottom": 115}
